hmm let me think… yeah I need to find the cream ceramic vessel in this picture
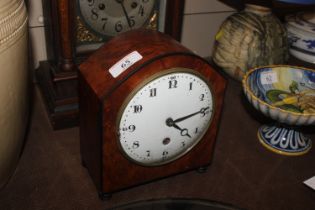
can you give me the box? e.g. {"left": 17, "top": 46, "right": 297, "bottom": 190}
{"left": 213, "top": 4, "right": 288, "bottom": 81}
{"left": 0, "top": 0, "right": 29, "bottom": 188}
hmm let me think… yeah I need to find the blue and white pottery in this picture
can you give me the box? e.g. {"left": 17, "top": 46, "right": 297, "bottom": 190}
{"left": 286, "top": 12, "right": 315, "bottom": 63}
{"left": 242, "top": 65, "right": 315, "bottom": 156}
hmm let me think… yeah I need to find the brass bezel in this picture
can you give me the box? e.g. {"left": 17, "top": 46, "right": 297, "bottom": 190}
{"left": 116, "top": 67, "right": 216, "bottom": 167}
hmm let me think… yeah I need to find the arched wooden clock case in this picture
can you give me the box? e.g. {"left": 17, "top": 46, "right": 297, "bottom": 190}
{"left": 78, "top": 29, "right": 227, "bottom": 199}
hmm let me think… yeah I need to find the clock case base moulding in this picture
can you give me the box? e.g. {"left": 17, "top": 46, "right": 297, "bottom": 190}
{"left": 79, "top": 29, "right": 227, "bottom": 198}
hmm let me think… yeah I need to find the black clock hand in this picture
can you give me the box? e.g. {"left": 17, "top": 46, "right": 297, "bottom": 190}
{"left": 116, "top": 0, "right": 133, "bottom": 28}
{"left": 166, "top": 118, "right": 191, "bottom": 138}
{"left": 173, "top": 123, "right": 192, "bottom": 138}
{"left": 173, "top": 107, "right": 210, "bottom": 123}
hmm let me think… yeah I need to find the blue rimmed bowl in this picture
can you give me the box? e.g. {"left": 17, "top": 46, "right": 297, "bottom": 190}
{"left": 242, "top": 65, "right": 315, "bottom": 156}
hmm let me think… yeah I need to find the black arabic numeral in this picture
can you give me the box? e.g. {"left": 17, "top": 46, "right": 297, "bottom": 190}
{"left": 162, "top": 151, "right": 169, "bottom": 160}
{"left": 133, "top": 105, "right": 143, "bottom": 113}
{"left": 181, "top": 142, "right": 186, "bottom": 147}
{"left": 132, "top": 141, "right": 140, "bottom": 149}
{"left": 101, "top": 17, "right": 108, "bottom": 30}
{"left": 199, "top": 94, "right": 205, "bottom": 101}
{"left": 200, "top": 107, "right": 210, "bottom": 117}
{"left": 128, "top": 125, "right": 136, "bottom": 132}
{"left": 168, "top": 80, "right": 178, "bottom": 89}
{"left": 129, "top": 16, "right": 136, "bottom": 27}
{"left": 138, "top": 5, "right": 144, "bottom": 16}
{"left": 87, "top": 0, "right": 95, "bottom": 6}
{"left": 115, "top": 21, "right": 123, "bottom": 32}
{"left": 195, "top": 127, "right": 199, "bottom": 134}
{"left": 98, "top": 3, "right": 105, "bottom": 10}
{"left": 146, "top": 150, "right": 151, "bottom": 157}
{"left": 122, "top": 125, "right": 136, "bottom": 132}
{"left": 150, "top": 88, "right": 157, "bottom": 97}
{"left": 91, "top": 8, "right": 98, "bottom": 20}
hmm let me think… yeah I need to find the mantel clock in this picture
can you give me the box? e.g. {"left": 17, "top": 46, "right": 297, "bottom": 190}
{"left": 79, "top": 29, "right": 227, "bottom": 199}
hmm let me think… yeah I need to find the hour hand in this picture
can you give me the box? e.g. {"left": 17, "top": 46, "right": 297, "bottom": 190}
{"left": 166, "top": 118, "right": 191, "bottom": 138}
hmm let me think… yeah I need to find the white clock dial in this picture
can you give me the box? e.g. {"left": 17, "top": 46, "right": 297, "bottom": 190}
{"left": 78, "top": 0, "right": 156, "bottom": 37}
{"left": 118, "top": 69, "right": 214, "bottom": 166}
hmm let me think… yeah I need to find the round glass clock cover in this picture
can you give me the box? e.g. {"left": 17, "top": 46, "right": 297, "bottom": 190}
{"left": 118, "top": 69, "right": 214, "bottom": 166}
{"left": 78, "top": 0, "right": 156, "bottom": 37}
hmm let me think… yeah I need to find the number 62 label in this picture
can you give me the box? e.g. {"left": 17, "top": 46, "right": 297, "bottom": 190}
{"left": 260, "top": 71, "right": 278, "bottom": 85}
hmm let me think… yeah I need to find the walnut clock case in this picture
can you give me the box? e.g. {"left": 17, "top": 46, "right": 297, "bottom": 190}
{"left": 79, "top": 29, "right": 227, "bottom": 199}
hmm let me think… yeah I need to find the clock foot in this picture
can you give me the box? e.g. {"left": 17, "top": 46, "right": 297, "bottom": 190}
{"left": 99, "top": 192, "right": 112, "bottom": 201}
{"left": 196, "top": 166, "right": 208, "bottom": 173}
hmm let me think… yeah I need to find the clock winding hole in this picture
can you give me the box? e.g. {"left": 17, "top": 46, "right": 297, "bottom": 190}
{"left": 163, "top": 137, "right": 171, "bottom": 145}
{"left": 131, "top": 2, "right": 138, "bottom": 9}
{"left": 98, "top": 4, "right": 105, "bottom": 10}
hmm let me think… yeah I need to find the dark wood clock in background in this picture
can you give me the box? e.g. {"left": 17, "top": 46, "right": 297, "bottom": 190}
{"left": 36, "top": 0, "right": 184, "bottom": 129}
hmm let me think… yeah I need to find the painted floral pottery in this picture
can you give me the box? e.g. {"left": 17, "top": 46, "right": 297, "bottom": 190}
{"left": 0, "top": 0, "right": 29, "bottom": 188}
{"left": 212, "top": 4, "right": 289, "bottom": 81}
{"left": 242, "top": 65, "right": 315, "bottom": 156}
{"left": 286, "top": 12, "right": 315, "bottom": 63}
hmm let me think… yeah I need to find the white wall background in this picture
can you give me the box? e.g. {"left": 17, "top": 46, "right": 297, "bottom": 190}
{"left": 181, "top": 0, "right": 235, "bottom": 57}
{"left": 28, "top": 0, "right": 236, "bottom": 68}
{"left": 28, "top": 0, "right": 47, "bottom": 69}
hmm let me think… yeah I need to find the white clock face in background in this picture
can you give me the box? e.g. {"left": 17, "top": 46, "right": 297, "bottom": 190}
{"left": 78, "top": 0, "right": 156, "bottom": 37}
{"left": 118, "top": 69, "right": 214, "bottom": 166}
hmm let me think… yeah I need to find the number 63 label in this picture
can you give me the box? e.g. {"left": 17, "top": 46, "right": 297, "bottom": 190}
{"left": 109, "top": 51, "right": 143, "bottom": 78}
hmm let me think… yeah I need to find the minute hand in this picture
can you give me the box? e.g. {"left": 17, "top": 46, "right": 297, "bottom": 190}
{"left": 173, "top": 107, "right": 210, "bottom": 123}
{"left": 117, "top": 0, "right": 133, "bottom": 28}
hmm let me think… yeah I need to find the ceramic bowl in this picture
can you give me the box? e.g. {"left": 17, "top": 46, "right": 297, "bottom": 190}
{"left": 286, "top": 12, "right": 315, "bottom": 63}
{"left": 243, "top": 65, "right": 315, "bottom": 125}
{"left": 242, "top": 65, "right": 315, "bottom": 156}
